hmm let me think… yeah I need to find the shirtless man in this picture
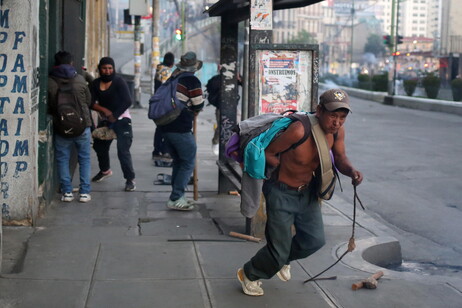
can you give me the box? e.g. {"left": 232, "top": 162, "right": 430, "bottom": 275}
{"left": 237, "top": 88, "right": 363, "bottom": 296}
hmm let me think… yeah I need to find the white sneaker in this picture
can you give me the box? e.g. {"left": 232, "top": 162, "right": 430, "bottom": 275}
{"left": 79, "top": 194, "right": 91, "bottom": 203}
{"left": 276, "top": 264, "right": 291, "bottom": 282}
{"left": 237, "top": 268, "right": 264, "bottom": 296}
{"left": 61, "top": 192, "right": 74, "bottom": 202}
{"left": 167, "top": 196, "right": 194, "bottom": 211}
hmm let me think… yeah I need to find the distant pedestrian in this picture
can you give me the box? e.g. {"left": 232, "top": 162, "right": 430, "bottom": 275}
{"left": 205, "top": 67, "right": 221, "bottom": 155}
{"left": 158, "top": 51, "right": 204, "bottom": 210}
{"left": 152, "top": 52, "right": 175, "bottom": 160}
{"left": 206, "top": 67, "right": 242, "bottom": 155}
{"left": 90, "top": 57, "right": 136, "bottom": 191}
{"left": 48, "top": 51, "right": 92, "bottom": 203}
{"left": 237, "top": 89, "right": 363, "bottom": 296}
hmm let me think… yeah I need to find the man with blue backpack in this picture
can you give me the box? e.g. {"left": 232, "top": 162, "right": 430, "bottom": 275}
{"left": 237, "top": 88, "right": 364, "bottom": 296}
{"left": 156, "top": 51, "right": 204, "bottom": 211}
{"left": 152, "top": 52, "right": 175, "bottom": 161}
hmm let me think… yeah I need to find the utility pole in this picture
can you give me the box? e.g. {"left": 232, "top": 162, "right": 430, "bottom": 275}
{"left": 151, "top": 0, "right": 160, "bottom": 95}
{"left": 350, "top": 0, "right": 355, "bottom": 78}
{"left": 181, "top": 1, "right": 186, "bottom": 54}
{"left": 388, "top": 0, "right": 397, "bottom": 95}
{"left": 392, "top": 1, "right": 400, "bottom": 96}
{"left": 133, "top": 16, "right": 142, "bottom": 107}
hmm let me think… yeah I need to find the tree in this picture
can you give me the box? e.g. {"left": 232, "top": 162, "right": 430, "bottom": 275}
{"left": 288, "top": 29, "right": 317, "bottom": 44}
{"left": 364, "top": 34, "right": 386, "bottom": 57}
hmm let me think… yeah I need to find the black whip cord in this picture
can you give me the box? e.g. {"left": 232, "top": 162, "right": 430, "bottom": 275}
{"left": 304, "top": 186, "right": 365, "bottom": 283}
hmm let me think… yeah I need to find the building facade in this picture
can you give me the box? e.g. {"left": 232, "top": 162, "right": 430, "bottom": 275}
{"left": 1, "top": 0, "right": 108, "bottom": 226}
{"left": 439, "top": 0, "right": 462, "bottom": 82}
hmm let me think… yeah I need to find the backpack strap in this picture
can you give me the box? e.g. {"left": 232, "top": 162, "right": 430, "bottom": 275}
{"left": 286, "top": 112, "right": 312, "bottom": 150}
{"left": 308, "top": 114, "right": 336, "bottom": 200}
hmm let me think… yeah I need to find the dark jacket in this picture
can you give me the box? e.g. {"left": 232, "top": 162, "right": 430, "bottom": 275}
{"left": 90, "top": 74, "right": 132, "bottom": 119}
{"left": 159, "top": 71, "right": 204, "bottom": 133}
{"left": 48, "top": 64, "right": 92, "bottom": 127}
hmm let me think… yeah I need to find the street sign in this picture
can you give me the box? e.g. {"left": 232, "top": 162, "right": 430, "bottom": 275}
{"left": 129, "top": 0, "right": 150, "bottom": 16}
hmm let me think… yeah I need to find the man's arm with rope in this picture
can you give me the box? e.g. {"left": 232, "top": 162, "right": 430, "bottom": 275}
{"left": 304, "top": 127, "right": 364, "bottom": 284}
{"left": 332, "top": 126, "right": 363, "bottom": 186}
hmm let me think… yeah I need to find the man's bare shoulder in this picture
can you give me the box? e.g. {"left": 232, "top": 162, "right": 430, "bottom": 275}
{"left": 286, "top": 120, "right": 306, "bottom": 139}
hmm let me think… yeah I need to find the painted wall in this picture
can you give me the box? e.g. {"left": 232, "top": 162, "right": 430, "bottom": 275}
{"left": 1, "top": 0, "right": 40, "bottom": 223}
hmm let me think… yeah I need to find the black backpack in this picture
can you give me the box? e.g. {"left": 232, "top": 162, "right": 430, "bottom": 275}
{"left": 206, "top": 74, "right": 221, "bottom": 108}
{"left": 53, "top": 77, "right": 86, "bottom": 138}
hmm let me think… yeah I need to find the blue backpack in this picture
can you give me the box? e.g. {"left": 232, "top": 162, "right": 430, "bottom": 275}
{"left": 148, "top": 72, "right": 193, "bottom": 126}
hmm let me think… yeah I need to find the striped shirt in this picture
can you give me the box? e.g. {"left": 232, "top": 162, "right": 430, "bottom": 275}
{"left": 159, "top": 71, "right": 204, "bottom": 133}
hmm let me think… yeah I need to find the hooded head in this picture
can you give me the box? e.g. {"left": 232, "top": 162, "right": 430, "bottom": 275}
{"left": 50, "top": 51, "right": 76, "bottom": 79}
{"left": 98, "top": 57, "right": 116, "bottom": 82}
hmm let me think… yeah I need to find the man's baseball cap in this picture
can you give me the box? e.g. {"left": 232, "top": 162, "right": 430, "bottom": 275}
{"left": 319, "top": 89, "right": 352, "bottom": 112}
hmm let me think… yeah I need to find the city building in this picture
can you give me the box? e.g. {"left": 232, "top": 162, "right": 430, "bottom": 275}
{"left": 439, "top": 0, "right": 462, "bottom": 82}
{"left": 1, "top": 0, "right": 109, "bottom": 226}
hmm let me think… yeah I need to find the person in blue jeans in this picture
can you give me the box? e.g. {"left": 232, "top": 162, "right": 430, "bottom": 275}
{"left": 90, "top": 57, "right": 136, "bottom": 192}
{"left": 159, "top": 52, "right": 204, "bottom": 210}
{"left": 48, "top": 51, "right": 92, "bottom": 203}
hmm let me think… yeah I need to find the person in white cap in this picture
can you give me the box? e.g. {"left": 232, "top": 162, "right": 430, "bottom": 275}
{"left": 237, "top": 88, "right": 363, "bottom": 296}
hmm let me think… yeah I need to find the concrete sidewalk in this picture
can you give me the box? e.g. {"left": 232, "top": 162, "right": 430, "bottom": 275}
{"left": 2, "top": 94, "right": 462, "bottom": 307}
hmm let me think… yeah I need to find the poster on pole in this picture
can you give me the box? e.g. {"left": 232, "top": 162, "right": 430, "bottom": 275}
{"left": 250, "top": 0, "right": 273, "bottom": 30}
{"left": 249, "top": 45, "right": 318, "bottom": 115}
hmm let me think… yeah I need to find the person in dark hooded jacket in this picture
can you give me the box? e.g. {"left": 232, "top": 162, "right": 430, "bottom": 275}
{"left": 48, "top": 51, "right": 92, "bottom": 203}
{"left": 90, "top": 57, "right": 136, "bottom": 192}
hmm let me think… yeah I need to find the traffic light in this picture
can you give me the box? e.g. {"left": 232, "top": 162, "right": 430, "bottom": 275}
{"left": 175, "top": 28, "right": 183, "bottom": 41}
{"left": 397, "top": 35, "right": 404, "bottom": 45}
{"left": 383, "top": 35, "right": 392, "bottom": 47}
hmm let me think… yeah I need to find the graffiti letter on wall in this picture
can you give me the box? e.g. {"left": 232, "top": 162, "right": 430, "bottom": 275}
{"left": 0, "top": 96, "right": 10, "bottom": 113}
{"left": 13, "top": 31, "right": 26, "bottom": 50}
{"left": 13, "top": 140, "right": 28, "bottom": 156}
{"left": 0, "top": 54, "right": 6, "bottom": 72}
{"left": 0, "top": 75, "right": 6, "bottom": 86}
{"left": 14, "top": 162, "right": 27, "bottom": 178}
{"left": 1, "top": 181, "right": 9, "bottom": 198}
{"left": 15, "top": 117, "right": 22, "bottom": 135}
{"left": 13, "top": 96, "right": 24, "bottom": 113}
{"left": 0, "top": 139, "right": 8, "bottom": 157}
{"left": 0, "top": 161, "right": 7, "bottom": 178}
{"left": 12, "top": 54, "right": 25, "bottom": 72}
{"left": 2, "top": 203, "right": 10, "bottom": 220}
{"left": 0, "top": 118, "right": 7, "bottom": 136}
{"left": 0, "top": 9, "right": 9, "bottom": 28}
{"left": 11, "top": 75, "right": 27, "bottom": 93}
